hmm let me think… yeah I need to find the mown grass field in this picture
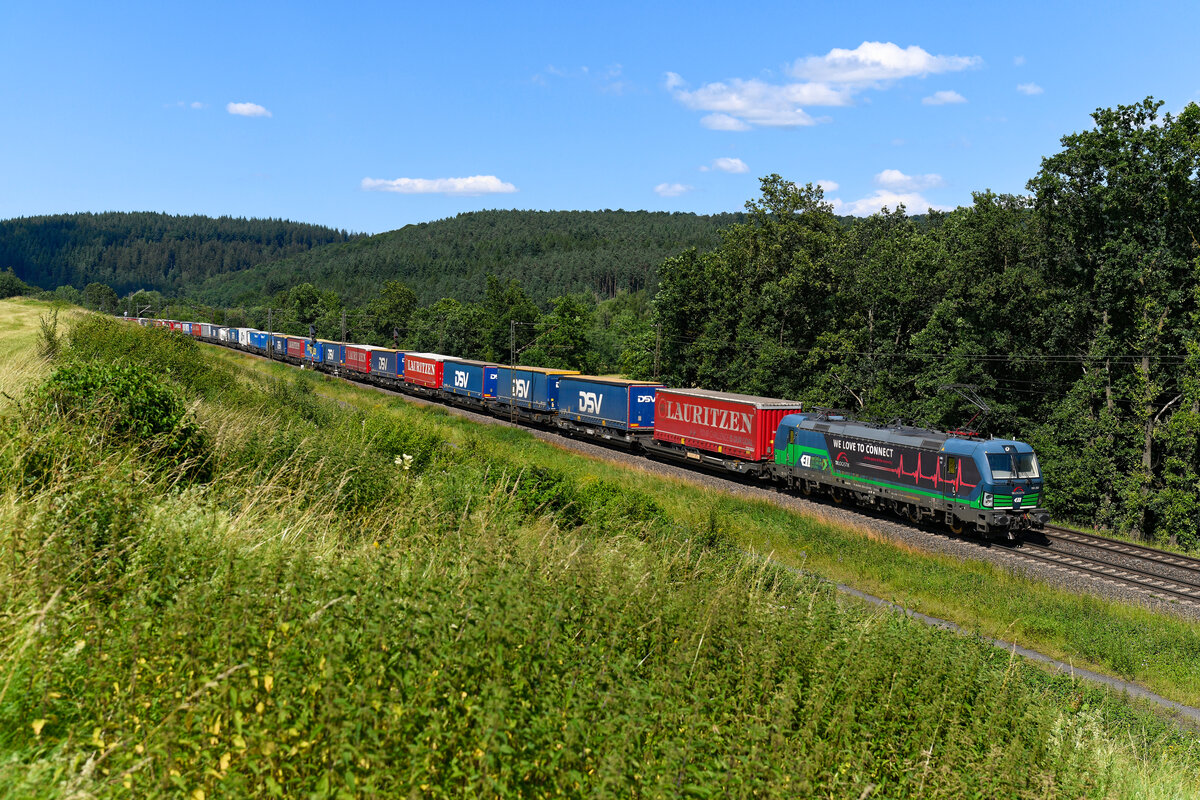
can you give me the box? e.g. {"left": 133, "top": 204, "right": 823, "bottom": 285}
{"left": 2, "top": 298, "right": 1200, "bottom": 799}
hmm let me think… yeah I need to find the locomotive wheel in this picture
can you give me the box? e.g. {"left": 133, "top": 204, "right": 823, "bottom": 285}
{"left": 801, "top": 481, "right": 813, "bottom": 497}
{"left": 948, "top": 515, "right": 964, "bottom": 535}
{"left": 830, "top": 488, "right": 844, "bottom": 504}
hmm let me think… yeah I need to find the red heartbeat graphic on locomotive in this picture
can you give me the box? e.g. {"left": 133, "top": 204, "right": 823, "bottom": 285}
{"left": 831, "top": 438, "right": 979, "bottom": 495}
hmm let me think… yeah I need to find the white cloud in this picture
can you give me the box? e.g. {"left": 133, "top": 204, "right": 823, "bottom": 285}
{"left": 817, "top": 179, "right": 839, "bottom": 192}
{"left": 701, "top": 157, "right": 748, "bottom": 173}
{"left": 670, "top": 77, "right": 847, "bottom": 128}
{"left": 700, "top": 113, "right": 752, "bottom": 131}
{"left": 831, "top": 190, "right": 950, "bottom": 216}
{"left": 1013, "top": 55, "right": 1026, "bottom": 66}
{"left": 361, "top": 175, "right": 518, "bottom": 196}
{"left": 190, "top": 101, "right": 205, "bottom": 109}
{"left": 922, "top": 90, "right": 966, "bottom": 105}
{"left": 668, "top": 42, "right": 979, "bottom": 131}
{"left": 654, "top": 182, "right": 693, "bottom": 197}
{"left": 1017, "top": 82, "right": 1044, "bottom": 95}
{"left": 227, "top": 102, "right": 271, "bottom": 117}
{"left": 875, "top": 169, "right": 944, "bottom": 190}
{"left": 790, "top": 42, "right": 980, "bottom": 84}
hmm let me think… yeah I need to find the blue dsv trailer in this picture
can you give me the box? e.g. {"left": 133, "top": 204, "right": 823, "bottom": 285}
{"left": 442, "top": 358, "right": 499, "bottom": 403}
{"left": 557, "top": 376, "right": 663, "bottom": 445}
{"left": 492, "top": 365, "right": 580, "bottom": 422}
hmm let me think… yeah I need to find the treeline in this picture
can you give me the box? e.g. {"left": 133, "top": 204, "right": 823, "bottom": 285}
{"left": 0, "top": 212, "right": 355, "bottom": 295}
{"left": 125, "top": 277, "right": 653, "bottom": 378}
{"left": 654, "top": 98, "right": 1200, "bottom": 547}
{"left": 186, "top": 210, "right": 746, "bottom": 306}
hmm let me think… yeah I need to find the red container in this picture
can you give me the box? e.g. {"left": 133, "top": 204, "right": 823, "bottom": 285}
{"left": 345, "top": 345, "right": 374, "bottom": 374}
{"left": 404, "top": 353, "right": 445, "bottom": 389}
{"left": 170, "top": 321, "right": 183, "bottom": 332}
{"left": 286, "top": 337, "right": 306, "bottom": 359}
{"left": 190, "top": 323, "right": 201, "bottom": 337}
{"left": 653, "top": 388, "right": 803, "bottom": 461}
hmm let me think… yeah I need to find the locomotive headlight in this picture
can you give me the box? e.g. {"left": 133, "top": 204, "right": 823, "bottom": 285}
{"left": 982, "top": 492, "right": 994, "bottom": 508}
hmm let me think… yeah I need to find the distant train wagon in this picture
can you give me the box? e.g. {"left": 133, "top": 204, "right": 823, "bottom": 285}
{"left": 404, "top": 353, "right": 447, "bottom": 390}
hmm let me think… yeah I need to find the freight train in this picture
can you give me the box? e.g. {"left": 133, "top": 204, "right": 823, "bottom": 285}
{"left": 128, "top": 317, "right": 1050, "bottom": 540}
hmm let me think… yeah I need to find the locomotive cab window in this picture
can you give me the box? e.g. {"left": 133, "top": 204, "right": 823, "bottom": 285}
{"left": 987, "top": 453, "right": 1041, "bottom": 480}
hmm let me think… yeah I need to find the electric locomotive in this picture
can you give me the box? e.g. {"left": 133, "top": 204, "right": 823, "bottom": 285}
{"left": 773, "top": 412, "right": 1048, "bottom": 539}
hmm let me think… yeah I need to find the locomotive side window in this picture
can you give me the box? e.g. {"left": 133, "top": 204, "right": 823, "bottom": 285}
{"left": 788, "top": 430, "right": 795, "bottom": 444}
{"left": 943, "top": 456, "right": 957, "bottom": 478}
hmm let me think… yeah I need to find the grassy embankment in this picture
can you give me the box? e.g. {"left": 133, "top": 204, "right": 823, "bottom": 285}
{"left": 285, "top": 341, "right": 1200, "bottom": 711}
{"left": 0, "top": 299, "right": 1198, "bottom": 798}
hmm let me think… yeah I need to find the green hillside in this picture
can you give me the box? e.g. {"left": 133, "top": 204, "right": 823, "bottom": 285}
{"left": 188, "top": 209, "right": 746, "bottom": 307}
{"left": 0, "top": 212, "right": 356, "bottom": 296}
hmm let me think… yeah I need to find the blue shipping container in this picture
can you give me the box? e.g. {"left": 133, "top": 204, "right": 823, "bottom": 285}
{"left": 320, "top": 341, "right": 344, "bottom": 367}
{"left": 495, "top": 366, "right": 580, "bottom": 411}
{"left": 271, "top": 335, "right": 288, "bottom": 356}
{"left": 370, "top": 349, "right": 402, "bottom": 378}
{"left": 558, "top": 376, "right": 662, "bottom": 430}
{"left": 249, "top": 331, "right": 270, "bottom": 352}
{"left": 305, "top": 339, "right": 323, "bottom": 362}
{"left": 443, "top": 359, "right": 499, "bottom": 400}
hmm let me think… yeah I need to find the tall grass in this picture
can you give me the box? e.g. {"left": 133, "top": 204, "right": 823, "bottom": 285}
{"left": 0, "top": 311, "right": 1198, "bottom": 798}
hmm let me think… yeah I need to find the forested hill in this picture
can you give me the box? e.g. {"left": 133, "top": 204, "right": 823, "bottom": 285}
{"left": 188, "top": 209, "right": 747, "bottom": 307}
{"left": 0, "top": 212, "right": 356, "bottom": 296}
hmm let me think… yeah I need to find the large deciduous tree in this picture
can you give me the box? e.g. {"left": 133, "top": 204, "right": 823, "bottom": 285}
{"left": 1029, "top": 98, "right": 1200, "bottom": 540}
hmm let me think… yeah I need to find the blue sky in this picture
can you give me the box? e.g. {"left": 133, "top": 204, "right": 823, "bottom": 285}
{"left": 2, "top": 1, "right": 1197, "bottom": 234}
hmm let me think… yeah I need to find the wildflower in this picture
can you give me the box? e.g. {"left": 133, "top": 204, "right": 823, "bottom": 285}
{"left": 31, "top": 720, "right": 46, "bottom": 737}
{"left": 394, "top": 453, "right": 414, "bottom": 470}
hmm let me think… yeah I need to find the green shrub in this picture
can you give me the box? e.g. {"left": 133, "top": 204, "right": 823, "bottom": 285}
{"left": 33, "top": 360, "right": 209, "bottom": 478}
{"left": 65, "top": 315, "right": 220, "bottom": 396}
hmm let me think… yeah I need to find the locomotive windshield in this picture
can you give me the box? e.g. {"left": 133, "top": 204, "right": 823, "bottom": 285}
{"left": 986, "top": 452, "right": 1040, "bottom": 480}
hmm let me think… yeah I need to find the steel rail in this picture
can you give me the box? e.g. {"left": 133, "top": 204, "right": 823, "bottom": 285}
{"left": 1011, "top": 541, "right": 1200, "bottom": 605}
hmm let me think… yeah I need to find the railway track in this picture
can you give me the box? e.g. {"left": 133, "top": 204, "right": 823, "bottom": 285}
{"left": 1011, "top": 525, "right": 1200, "bottom": 606}
{"left": 214, "top": 337, "right": 1200, "bottom": 611}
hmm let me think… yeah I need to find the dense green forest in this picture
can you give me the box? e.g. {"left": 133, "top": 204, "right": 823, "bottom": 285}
{"left": 0, "top": 209, "right": 745, "bottom": 308}
{"left": 187, "top": 210, "right": 746, "bottom": 306}
{"left": 0, "top": 212, "right": 356, "bottom": 296}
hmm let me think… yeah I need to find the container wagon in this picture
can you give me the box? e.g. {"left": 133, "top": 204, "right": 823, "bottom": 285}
{"left": 441, "top": 358, "right": 500, "bottom": 409}
{"left": 556, "top": 376, "right": 663, "bottom": 446}
{"left": 492, "top": 365, "right": 580, "bottom": 424}
{"left": 646, "top": 388, "right": 804, "bottom": 476}
{"left": 403, "top": 353, "right": 447, "bottom": 396}
{"left": 369, "top": 348, "right": 404, "bottom": 386}
{"left": 344, "top": 345, "right": 379, "bottom": 375}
